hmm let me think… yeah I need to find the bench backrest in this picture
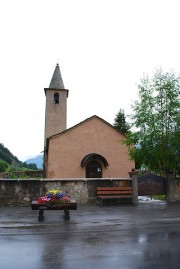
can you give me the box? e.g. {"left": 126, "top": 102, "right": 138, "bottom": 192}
{"left": 97, "top": 186, "right": 133, "bottom": 195}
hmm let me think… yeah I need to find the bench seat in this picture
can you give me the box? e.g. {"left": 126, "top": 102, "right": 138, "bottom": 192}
{"left": 97, "top": 195, "right": 133, "bottom": 199}
{"left": 96, "top": 187, "right": 133, "bottom": 206}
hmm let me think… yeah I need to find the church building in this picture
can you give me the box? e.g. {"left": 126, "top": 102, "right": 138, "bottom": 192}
{"left": 44, "top": 64, "right": 134, "bottom": 179}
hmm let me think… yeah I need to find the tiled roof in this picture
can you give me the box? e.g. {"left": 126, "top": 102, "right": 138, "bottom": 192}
{"left": 49, "top": 63, "right": 65, "bottom": 89}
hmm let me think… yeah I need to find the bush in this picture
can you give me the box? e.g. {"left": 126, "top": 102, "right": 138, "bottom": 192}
{"left": 0, "top": 160, "right": 8, "bottom": 172}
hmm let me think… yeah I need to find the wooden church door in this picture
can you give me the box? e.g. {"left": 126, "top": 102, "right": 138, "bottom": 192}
{"left": 86, "top": 160, "right": 102, "bottom": 178}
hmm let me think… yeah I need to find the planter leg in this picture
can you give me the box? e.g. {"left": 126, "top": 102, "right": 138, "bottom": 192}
{"left": 64, "top": 209, "right": 70, "bottom": 220}
{"left": 38, "top": 209, "right": 44, "bottom": 221}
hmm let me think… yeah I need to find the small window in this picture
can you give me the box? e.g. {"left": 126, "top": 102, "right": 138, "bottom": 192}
{"left": 54, "top": 93, "right": 59, "bottom": 104}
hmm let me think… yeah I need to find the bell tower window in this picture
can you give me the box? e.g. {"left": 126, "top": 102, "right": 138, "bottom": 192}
{"left": 54, "top": 92, "right": 59, "bottom": 104}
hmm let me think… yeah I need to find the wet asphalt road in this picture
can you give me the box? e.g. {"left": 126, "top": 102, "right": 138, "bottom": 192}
{"left": 1, "top": 201, "right": 180, "bottom": 269}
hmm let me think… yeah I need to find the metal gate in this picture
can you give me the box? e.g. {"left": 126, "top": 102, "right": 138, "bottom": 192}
{"left": 138, "top": 173, "right": 166, "bottom": 196}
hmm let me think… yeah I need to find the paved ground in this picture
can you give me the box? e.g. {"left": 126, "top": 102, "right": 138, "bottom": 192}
{"left": 1, "top": 200, "right": 180, "bottom": 269}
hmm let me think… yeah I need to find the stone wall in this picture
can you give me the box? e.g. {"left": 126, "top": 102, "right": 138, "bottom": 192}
{"left": 167, "top": 180, "right": 180, "bottom": 202}
{"left": 174, "top": 180, "right": 180, "bottom": 200}
{"left": 164, "top": 173, "right": 180, "bottom": 202}
{"left": 0, "top": 178, "right": 133, "bottom": 206}
{"left": 1, "top": 176, "right": 179, "bottom": 206}
{"left": 0, "top": 170, "right": 44, "bottom": 179}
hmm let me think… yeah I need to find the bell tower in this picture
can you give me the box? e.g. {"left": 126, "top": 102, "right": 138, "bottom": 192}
{"left": 44, "top": 63, "right": 69, "bottom": 144}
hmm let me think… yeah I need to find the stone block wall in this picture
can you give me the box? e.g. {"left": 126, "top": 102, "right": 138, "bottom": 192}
{"left": 1, "top": 176, "right": 180, "bottom": 206}
{"left": 0, "top": 170, "right": 44, "bottom": 179}
{"left": 0, "top": 178, "right": 133, "bottom": 206}
{"left": 173, "top": 180, "right": 180, "bottom": 201}
{"left": 164, "top": 173, "right": 180, "bottom": 202}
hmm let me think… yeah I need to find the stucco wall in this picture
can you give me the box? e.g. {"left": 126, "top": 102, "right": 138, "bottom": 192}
{"left": 47, "top": 117, "right": 134, "bottom": 178}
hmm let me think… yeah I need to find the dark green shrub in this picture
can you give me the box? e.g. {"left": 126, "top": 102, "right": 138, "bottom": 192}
{"left": 0, "top": 160, "right": 8, "bottom": 172}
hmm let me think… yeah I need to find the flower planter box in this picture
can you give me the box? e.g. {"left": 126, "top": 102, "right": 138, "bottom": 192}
{"left": 31, "top": 200, "right": 77, "bottom": 221}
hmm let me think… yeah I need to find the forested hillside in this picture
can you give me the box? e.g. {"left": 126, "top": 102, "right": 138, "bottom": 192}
{"left": 0, "top": 143, "right": 21, "bottom": 166}
{"left": 0, "top": 143, "right": 38, "bottom": 172}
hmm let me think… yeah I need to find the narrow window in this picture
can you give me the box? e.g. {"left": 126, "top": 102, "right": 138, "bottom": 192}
{"left": 54, "top": 93, "right": 59, "bottom": 104}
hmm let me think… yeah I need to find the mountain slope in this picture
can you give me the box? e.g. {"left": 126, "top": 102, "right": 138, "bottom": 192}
{"left": 25, "top": 154, "right": 43, "bottom": 169}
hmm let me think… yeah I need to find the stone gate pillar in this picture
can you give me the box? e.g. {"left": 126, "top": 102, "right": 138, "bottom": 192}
{"left": 166, "top": 172, "right": 175, "bottom": 202}
{"left": 129, "top": 170, "right": 138, "bottom": 204}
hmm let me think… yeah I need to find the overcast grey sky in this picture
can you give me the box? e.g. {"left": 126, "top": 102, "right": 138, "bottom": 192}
{"left": 0, "top": 0, "right": 180, "bottom": 161}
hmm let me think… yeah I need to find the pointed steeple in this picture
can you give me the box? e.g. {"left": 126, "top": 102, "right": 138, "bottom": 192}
{"left": 49, "top": 63, "right": 65, "bottom": 89}
{"left": 44, "top": 63, "right": 69, "bottom": 142}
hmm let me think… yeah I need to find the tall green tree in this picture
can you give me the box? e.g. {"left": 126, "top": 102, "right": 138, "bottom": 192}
{"left": 113, "top": 109, "right": 130, "bottom": 135}
{"left": 126, "top": 69, "right": 180, "bottom": 175}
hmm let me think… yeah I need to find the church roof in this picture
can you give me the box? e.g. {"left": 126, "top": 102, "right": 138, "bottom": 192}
{"left": 49, "top": 63, "right": 65, "bottom": 89}
{"left": 48, "top": 115, "right": 126, "bottom": 140}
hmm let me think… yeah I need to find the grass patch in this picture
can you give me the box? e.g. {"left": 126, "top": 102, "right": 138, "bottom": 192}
{"left": 152, "top": 195, "right": 166, "bottom": 200}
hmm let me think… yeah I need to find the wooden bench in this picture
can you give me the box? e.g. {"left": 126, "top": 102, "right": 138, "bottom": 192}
{"left": 31, "top": 200, "right": 77, "bottom": 221}
{"left": 96, "top": 186, "right": 133, "bottom": 206}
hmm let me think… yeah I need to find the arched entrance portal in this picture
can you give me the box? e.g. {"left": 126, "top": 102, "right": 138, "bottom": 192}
{"left": 86, "top": 160, "right": 102, "bottom": 178}
{"left": 81, "top": 153, "right": 109, "bottom": 178}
